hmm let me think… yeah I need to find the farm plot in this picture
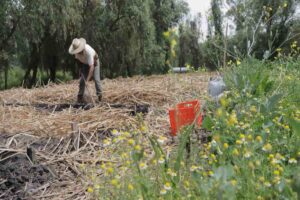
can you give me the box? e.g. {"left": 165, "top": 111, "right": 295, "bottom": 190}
{"left": 0, "top": 73, "right": 211, "bottom": 199}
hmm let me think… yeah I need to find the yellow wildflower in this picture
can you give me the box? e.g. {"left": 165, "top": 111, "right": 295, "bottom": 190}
{"left": 190, "top": 165, "right": 199, "bottom": 172}
{"left": 158, "top": 156, "right": 165, "bottom": 164}
{"left": 236, "top": 140, "right": 243, "bottom": 145}
{"left": 255, "top": 135, "right": 263, "bottom": 143}
{"left": 247, "top": 135, "right": 253, "bottom": 141}
{"left": 264, "top": 181, "right": 271, "bottom": 187}
{"left": 259, "top": 176, "right": 265, "bottom": 182}
{"left": 277, "top": 165, "right": 284, "bottom": 172}
{"left": 265, "top": 128, "right": 270, "bottom": 133}
{"left": 100, "top": 163, "right": 106, "bottom": 169}
{"left": 283, "top": 3, "right": 288, "bottom": 8}
{"left": 220, "top": 97, "right": 229, "bottom": 108}
{"left": 250, "top": 106, "right": 257, "bottom": 113}
{"left": 140, "top": 125, "right": 147, "bottom": 132}
{"left": 184, "top": 181, "right": 190, "bottom": 188}
{"left": 128, "top": 183, "right": 134, "bottom": 191}
{"left": 128, "top": 139, "right": 135, "bottom": 146}
{"left": 111, "top": 129, "right": 120, "bottom": 136}
{"left": 257, "top": 196, "right": 264, "bottom": 200}
{"left": 273, "top": 176, "right": 281, "bottom": 185}
{"left": 213, "top": 135, "right": 220, "bottom": 142}
{"left": 160, "top": 189, "right": 167, "bottom": 195}
{"left": 157, "top": 136, "right": 167, "bottom": 144}
{"left": 255, "top": 160, "right": 261, "bottom": 166}
{"left": 210, "top": 154, "right": 216, "bottom": 160}
{"left": 111, "top": 179, "right": 119, "bottom": 186}
{"left": 167, "top": 169, "right": 177, "bottom": 177}
{"left": 230, "top": 179, "right": 237, "bottom": 186}
{"left": 87, "top": 187, "right": 94, "bottom": 193}
{"left": 232, "top": 148, "right": 239, "bottom": 156}
{"left": 216, "top": 108, "right": 223, "bottom": 117}
{"left": 103, "top": 138, "right": 111, "bottom": 147}
{"left": 223, "top": 143, "right": 229, "bottom": 149}
{"left": 208, "top": 170, "right": 214, "bottom": 176}
{"left": 275, "top": 153, "right": 284, "bottom": 160}
{"left": 274, "top": 170, "right": 280, "bottom": 176}
{"left": 139, "top": 162, "right": 148, "bottom": 170}
{"left": 121, "top": 152, "right": 128, "bottom": 159}
{"left": 107, "top": 167, "right": 114, "bottom": 174}
{"left": 236, "top": 60, "right": 241, "bottom": 65}
{"left": 262, "top": 143, "right": 272, "bottom": 152}
{"left": 164, "top": 182, "right": 172, "bottom": 190}
{"left": 123, "top": 131, "right": 131, "bottom": 137}
{"left": 134, "top": 145, "right": 141, "bottom": 151}
{"left": 227, "top": 112, "right": 238, "bottom": 126}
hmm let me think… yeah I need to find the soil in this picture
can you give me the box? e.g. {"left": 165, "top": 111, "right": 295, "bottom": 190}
{"left": 4, "top": 103, "right": 149, "bottom": 115}
{"left": 0, "top": 154, "right": 54, "bottom": 200}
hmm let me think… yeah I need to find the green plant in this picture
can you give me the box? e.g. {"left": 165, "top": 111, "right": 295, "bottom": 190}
{"left": 83, "top": 59, "right": 299, "bottom": 199}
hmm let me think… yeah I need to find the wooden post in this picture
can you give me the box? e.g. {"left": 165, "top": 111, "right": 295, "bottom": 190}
{"left": 71, "top": 122, "right": 80, "bottom": 150}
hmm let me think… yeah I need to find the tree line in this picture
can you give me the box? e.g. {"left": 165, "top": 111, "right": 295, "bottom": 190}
{"left": 0, "top": 0, "right": 299, "bottom": 89}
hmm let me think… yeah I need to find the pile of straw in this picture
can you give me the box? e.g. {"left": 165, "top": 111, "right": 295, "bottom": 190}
{"left": 0, "top": 73, "right": 211, "bottom": 137}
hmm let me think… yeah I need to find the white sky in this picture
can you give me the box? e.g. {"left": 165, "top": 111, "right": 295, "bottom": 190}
{"left": 184, "top": 0, "right": 211, "bottom": 17}
{"left": 184, "top": 0, "right": 212, "bottom": 37}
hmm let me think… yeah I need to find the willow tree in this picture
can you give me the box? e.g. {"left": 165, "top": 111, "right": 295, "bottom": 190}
{"left": 81, "top": 0, "right": 188, "bottom": 78}
{"left": 14, "top": 0, "right": 84, "bottom": 87}
{"left": 0, "top": 0, "right": 24, "bottom": 89}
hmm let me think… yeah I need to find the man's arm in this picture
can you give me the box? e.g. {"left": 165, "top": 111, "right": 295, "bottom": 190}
{"left": 86, "top": 64, "right": 95, "bottom": 81}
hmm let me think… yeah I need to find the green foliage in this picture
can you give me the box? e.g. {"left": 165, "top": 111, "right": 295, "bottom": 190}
{"left": 82, "top": 59, "right": 300, "bottom": 199}
{"left": 0, "top": 67, "right": 24, "bottom": 90}
{"left": 226, "top": 0, "right": 298, "bottom": 58}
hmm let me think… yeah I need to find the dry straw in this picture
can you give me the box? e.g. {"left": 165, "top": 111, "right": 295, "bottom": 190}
{"left": 0, "top": 72, "right": 212, "bottom": 199}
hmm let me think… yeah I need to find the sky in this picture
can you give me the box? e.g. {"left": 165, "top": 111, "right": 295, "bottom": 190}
{"left": 184, "top": 0, "right": 211, "bottom": 17}
{"left": 184, "top": 0, "right": 212, "bottom": 37}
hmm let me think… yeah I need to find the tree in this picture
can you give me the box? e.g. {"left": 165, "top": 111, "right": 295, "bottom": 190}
{"left": 178, "top": 14, "right": 203, "bottom": 69}
{"left": 0, "top": 0, "right": 23, "bottom": 89}
{"left": 14, "top": 0, "right": 84, "bottom": 87}
{"left": 211, "top": 0, "right": 223, "bottom": 37}
{"left": 225, "top": 0, "right": 299, "bottom": 59}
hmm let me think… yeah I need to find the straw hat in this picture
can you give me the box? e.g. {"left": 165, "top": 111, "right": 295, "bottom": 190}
{"left": 68, "top": 38, "right": 86, "bottom": 55}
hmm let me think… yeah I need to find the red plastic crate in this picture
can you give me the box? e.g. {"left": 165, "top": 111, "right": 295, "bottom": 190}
{"left": 169, "top": 100, "right": 202, "bottom": 136}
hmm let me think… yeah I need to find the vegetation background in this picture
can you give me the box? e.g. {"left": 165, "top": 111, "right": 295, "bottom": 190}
{"left": 0, "top": 0, "right": 299, "bottom": 90}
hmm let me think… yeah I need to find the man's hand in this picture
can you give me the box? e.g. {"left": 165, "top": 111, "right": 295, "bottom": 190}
{"left": 86, "top": 64, "right": 95, "bottom": 81}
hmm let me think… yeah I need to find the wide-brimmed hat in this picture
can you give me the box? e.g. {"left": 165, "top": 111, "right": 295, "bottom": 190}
{"left": 68, "top": 38, "right": 86, "bottom": 55}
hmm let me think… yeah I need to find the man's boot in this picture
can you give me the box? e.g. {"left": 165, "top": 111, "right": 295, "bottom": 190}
{"left": 77, "top": 95, "right": 84, "bottom": 104}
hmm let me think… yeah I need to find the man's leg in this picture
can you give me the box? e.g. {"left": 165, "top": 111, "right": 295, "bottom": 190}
{"left": 93, "top": 59, "right": 102, "bottom": 101}
{"left": 78, "top": 64, "right": 89, "bottom": 102}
